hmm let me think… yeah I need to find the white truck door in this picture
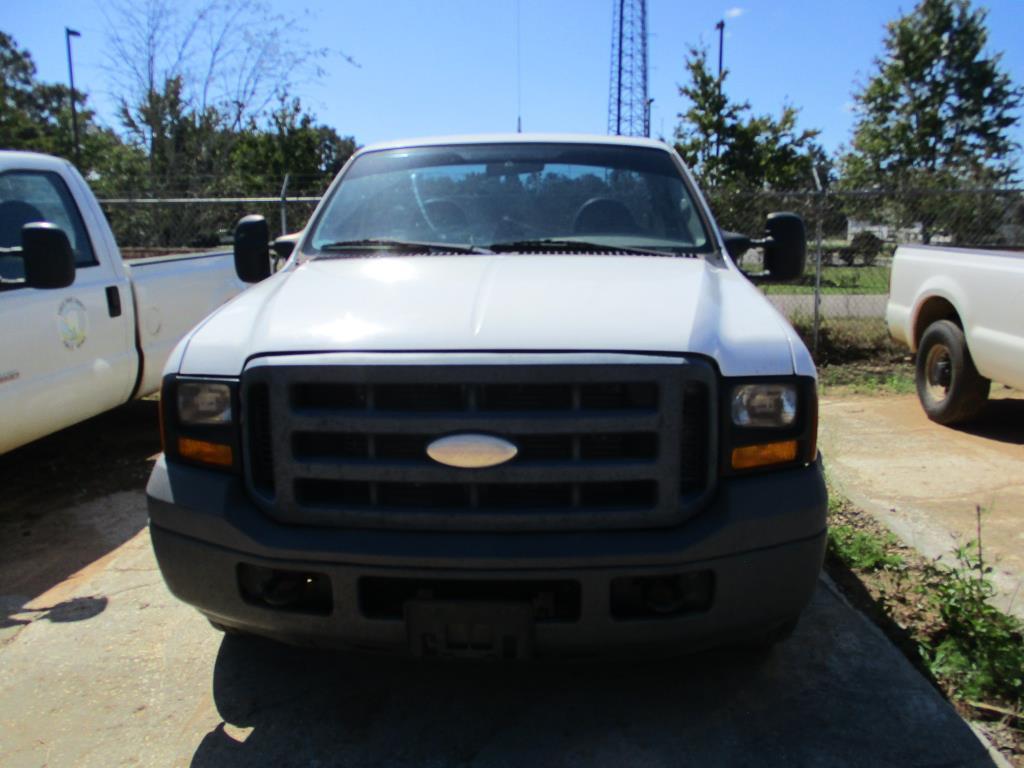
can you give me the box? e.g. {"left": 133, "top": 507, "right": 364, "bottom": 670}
{"left": 0, "top": 169, "right": 136, "bottom": 454}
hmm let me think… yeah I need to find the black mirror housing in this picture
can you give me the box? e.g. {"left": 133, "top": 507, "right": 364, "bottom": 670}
{"left": 23, "top": 223, "right": 75, "bottom": 289}
{"left": 721, "top": 231, "right": 752, "bottom": 261}
{"left": 762, "top": 212, "right": 806, "bottom": 282}
{"left": 271, "top": 232, "right": 301, "bottom": 261}
{"left": 234, "top": 215, "right": 271, "bottom": 283}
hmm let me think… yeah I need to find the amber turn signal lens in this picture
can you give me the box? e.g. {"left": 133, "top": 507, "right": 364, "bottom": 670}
{"left": 731, "top": 439, "right": 798, "bottom": 470}
{"left": 177, "top": 437, "right": 233, "bottom": 467}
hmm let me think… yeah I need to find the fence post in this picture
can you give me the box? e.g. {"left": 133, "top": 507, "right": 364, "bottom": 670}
{"left": 279, "top": 173, "right": 291, "bottom": 236}
{"left": 811, "top": 170, "right": 825, "bottom": 358}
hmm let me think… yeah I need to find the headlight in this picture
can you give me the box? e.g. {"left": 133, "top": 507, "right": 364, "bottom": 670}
{"left": 177, "top": 381, "right": 233, "bottom": 425}
{"left": 731, "top": 383, "right": 797, "bottom": 428}
{"left": 163, "top": 377, "right": 239, "bottom": 471}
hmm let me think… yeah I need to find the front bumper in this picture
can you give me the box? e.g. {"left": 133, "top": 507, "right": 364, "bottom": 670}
{"left": 146, "top": 457, "right": 827, "bottom": 655}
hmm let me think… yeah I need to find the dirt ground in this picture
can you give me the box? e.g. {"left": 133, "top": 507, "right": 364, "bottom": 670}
{"left": 0, "top": 402, "right": 1009, "bottom": 766}
{"left": 820, "top": 386, "right": 1024, "bottom": 618}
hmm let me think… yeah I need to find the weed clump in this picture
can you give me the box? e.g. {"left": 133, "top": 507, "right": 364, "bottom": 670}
{"left": 927, "top": 540, "right": 1024, "bottom": 707}
{"left": 827, "top": 494, "right": 1024, "bottom": 734}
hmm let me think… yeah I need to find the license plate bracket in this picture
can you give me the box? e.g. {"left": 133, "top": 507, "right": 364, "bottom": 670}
{"left": 404, "top": 600, "right": 535, "bottom": 660}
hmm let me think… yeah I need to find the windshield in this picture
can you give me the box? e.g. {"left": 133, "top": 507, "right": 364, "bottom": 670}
{"left": 306, "top": 143, "right": 711, "bottom": 255}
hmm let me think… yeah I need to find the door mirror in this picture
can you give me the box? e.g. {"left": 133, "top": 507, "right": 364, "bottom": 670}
{"left": 233, "top": 215, "right": 271, "bottom": 283}
{"left": 271, "top": 232, "right": 301, "bottom": 262}
{"left": 22, "top": 222, "right": 75, "bottom": 289}
{"left": 721, "top": 231, "right": 752, "bottom": 261}
{"left": 762, "top": 212, "right": 806, "bottom": 282}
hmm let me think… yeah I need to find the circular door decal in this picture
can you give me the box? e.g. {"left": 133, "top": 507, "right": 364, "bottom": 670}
{"left": 58, "top": 297, "right": 88, "bottom": 349}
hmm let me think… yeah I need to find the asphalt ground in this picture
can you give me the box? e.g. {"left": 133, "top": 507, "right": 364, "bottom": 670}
{"left": 0, "top": 400, "right": 1007, "bottom": 768}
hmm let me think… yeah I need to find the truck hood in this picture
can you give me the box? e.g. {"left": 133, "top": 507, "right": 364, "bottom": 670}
{"left": 176, "top": 255, "right": 807, "bottom": 377}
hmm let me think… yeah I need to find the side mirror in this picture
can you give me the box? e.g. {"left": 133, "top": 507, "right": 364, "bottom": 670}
{"left": 721, "top": 231, "right": 752, "bottom": 261}
{"left": 233, "top": 215, "right": 271, "bottom": 283}
{"left": 23, "top": 223, "right": 75, "bottom": 289}
{"left": 271, "top": 232, "right": 301, "bottom": 262}
{"left": 762, "top": 212, "right": 806, "bottom": 282}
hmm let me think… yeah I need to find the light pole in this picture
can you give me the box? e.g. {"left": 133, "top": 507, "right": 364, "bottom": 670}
{"left": 715, "top": 20, "right": 724, "bottom": 80}
{"left": 714, "top": 20, "right": 724, "bottom": 162}
{"left": 65, "top": 28, "right": 81, "bottom": 166}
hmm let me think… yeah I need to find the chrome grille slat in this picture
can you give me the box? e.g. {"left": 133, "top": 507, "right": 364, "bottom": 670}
{"left": 241, "top": 361, "right": 716, "bottom": 532}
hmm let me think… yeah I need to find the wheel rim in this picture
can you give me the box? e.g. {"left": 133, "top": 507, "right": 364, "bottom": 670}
{"left": 924, "top": 343, "right": 953, "bottom": 403}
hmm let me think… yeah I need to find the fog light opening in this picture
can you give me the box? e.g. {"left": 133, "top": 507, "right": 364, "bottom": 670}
{"left": 611, "top": 571, "right": 714, "bottom": 620}
{"left": 237, "top": 564, "right": 332, "bottom": 615}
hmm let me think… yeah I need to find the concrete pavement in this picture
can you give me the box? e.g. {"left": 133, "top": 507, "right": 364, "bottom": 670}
{"left": 767, "top": 293, "right": 888, "bottom": 320}
{"left": 821, "top": 390, "right": 1024, "bottom": 618}
{"left": 0, "top": 489, "right": 1004, "bottom": 768}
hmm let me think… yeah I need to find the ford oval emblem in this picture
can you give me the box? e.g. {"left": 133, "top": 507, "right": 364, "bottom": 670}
{"left": 426, "top": 434, "right": 518, "bottom": 469}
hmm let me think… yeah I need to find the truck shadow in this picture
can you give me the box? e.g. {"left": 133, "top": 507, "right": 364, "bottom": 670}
{"left": 955, "top": 397, "right": 1024, "bottom": 445}
{"left": 0, "top": 399, "right": 159, "bottom": 630}
{"left": 190, "top": 585, "right": 999, "bottom": 768}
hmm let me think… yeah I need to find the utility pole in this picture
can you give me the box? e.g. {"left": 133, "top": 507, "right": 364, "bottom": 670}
{"left": 714, "top": 20, "right": 724, "bottom": 161}
{"left": 65, "top": 28, "right": 81, "bottom": 166}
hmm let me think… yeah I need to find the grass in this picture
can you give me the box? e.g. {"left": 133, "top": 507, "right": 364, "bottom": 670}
{"left": 825, "top": 490, "right": 1024, "bottom": 760}
{"left": 788, "top": 314, "right": 905, "bottom": 366}
{"left": 829, "top": 524, "right": 905, "bottom": 570}
{"left": 775, "top": 311, "right": 917, "bottom": 389}
{"left": 818, "top": 359, "right": 916, "bottom": 396}
{"left": 928, "top": 531, "right": 1024, "bottom": 707}
{"left": 761, "top": 265, "right": 891, "bottom": 295}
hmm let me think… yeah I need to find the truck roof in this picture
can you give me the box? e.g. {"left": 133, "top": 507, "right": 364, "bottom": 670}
{"left": 357, "top": 133, "right": 675, "bottom": 155}
{"left": 0, "top": 150, "right": 74, "bottom": 173}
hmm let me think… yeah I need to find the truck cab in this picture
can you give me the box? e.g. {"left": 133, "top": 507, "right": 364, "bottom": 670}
{"left": 147, "top": 135, "right": 827, "bottom": 658}
{"left": 0, "top": 151, "right": 246, "bottom": 453}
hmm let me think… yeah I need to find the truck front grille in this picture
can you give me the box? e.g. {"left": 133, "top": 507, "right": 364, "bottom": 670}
{"left": 242, "top": 359, "right": 716, "bottom": 531}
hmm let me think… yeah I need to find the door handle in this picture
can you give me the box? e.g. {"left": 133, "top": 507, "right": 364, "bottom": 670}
{"left": 105, "top": 286, "right": 122, "bottom": 318}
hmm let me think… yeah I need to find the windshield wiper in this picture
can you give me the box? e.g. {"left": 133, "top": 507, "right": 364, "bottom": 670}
{"left": 317, "top": 238, "right": 492, "bottom": 255}
{"left": 488, "top": 239, "right": 668, "bottom": 257}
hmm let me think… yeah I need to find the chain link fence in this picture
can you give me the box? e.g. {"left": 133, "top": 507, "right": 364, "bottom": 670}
{"left": 97, "top": 185, "right": 1024, "bottom": 364}
{"left": 705, "top": 187, "right": 1024, "bottom": 363}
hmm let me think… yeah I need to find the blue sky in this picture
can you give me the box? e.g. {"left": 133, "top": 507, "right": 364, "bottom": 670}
{"left": 5, "top": 0, "right": 1023, "bottom": 154}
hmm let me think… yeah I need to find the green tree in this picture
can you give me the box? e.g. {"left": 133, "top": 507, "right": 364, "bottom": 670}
{"left": 843, "top": 0, "right": 1021, "bottom": 188}
{"left": 840, "top": 0, "right": 1022, "bottom": 244}
{"left": 116, "top": 75, "right": 235, "bottom": 192}
{"left": 0, "top": 31, "right": 127, "bottom": 174}
{"left": 673, "top": 46, "right": 744, "bottom": 185}
{"left": 231, "top": 96, "right": 357, "bottom": 195}
{"left": 674, "top": 45, "right": 823, "bottom": 190}
{"left": 96, "top": 0, "right": 360, "bottom": 245}
{"left": 1, "top": 31, "right": 68, "bottom": 155}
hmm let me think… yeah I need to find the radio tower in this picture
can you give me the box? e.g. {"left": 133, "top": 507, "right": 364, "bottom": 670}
{"left": 607, "top": 0, "right": 650, "bottom": 137}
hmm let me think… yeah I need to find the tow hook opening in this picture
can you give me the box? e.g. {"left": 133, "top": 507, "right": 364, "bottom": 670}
{"left": 237, "top": 563, "right": 332, "bottom": 615}
{"left": 610, "top": 571, "right": 714, "bottom": 619}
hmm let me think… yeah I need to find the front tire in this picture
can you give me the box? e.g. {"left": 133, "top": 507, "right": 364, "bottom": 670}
{"left": 915, "top": 320, "right": 989, "bottom": 425}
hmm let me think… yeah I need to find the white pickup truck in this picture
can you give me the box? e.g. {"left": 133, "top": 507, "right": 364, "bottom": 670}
{"left": 147, "top": 134, "right": 827, "bottom": 659}
{"left": 0, "top": 151, "right": 247, "bottom": 454}
{"left": 887, "top": 244, "right": 1024, "bottom": 424}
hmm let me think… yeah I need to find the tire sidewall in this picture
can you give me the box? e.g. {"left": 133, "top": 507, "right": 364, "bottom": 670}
{"left": 915, "top": 320, "right": 976, "bottom": 424}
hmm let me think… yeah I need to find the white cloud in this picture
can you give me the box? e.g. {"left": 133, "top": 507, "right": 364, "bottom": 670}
{"left": 725, "top": 7, "right": 744, "bottom": 19}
